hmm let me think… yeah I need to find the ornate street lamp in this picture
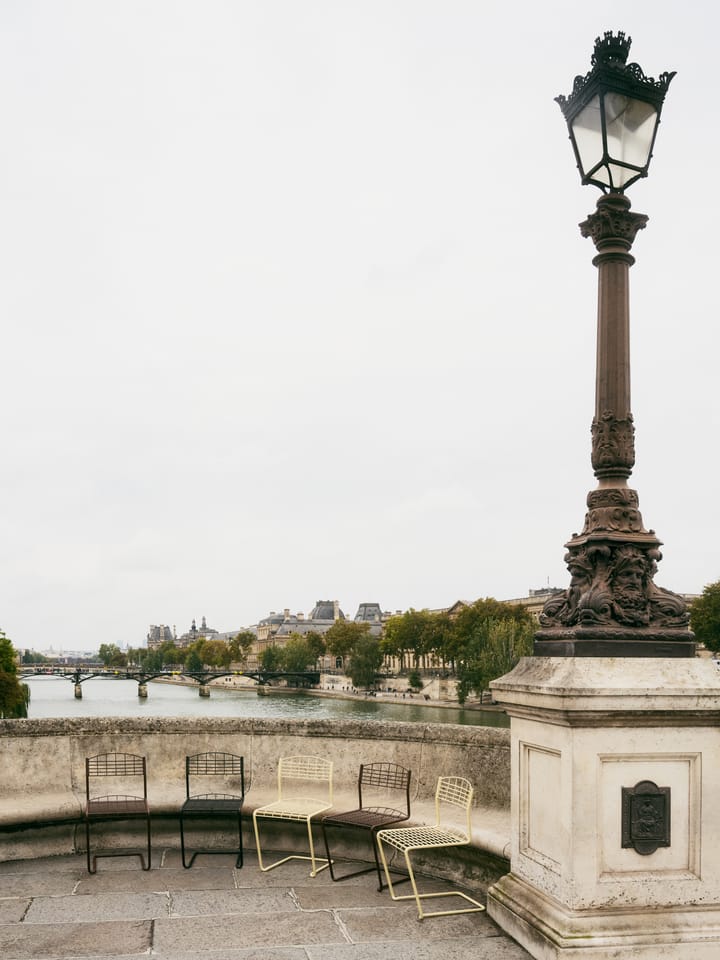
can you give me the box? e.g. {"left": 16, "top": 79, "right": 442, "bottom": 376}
{"left": 536, "top": 32, "right": 692, "bottom": 656}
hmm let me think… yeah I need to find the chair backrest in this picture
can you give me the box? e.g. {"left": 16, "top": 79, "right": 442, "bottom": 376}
{"left": 277, "top": 755, "right": 333, "bottom": 804}
{"left": 358, "top": 762, "right": 411, "bottom": 816}
{"left": 185, "top": 752, "right": 245, "bottom": 799}
{"left": 434, "top": 776, "right": 474, "bottom": 840}
{"left": 86, "top": 753, "right": 147, "bottom": 802}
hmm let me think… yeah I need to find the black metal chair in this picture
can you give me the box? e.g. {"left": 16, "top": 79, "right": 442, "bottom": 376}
{"left": 180, "top": 752, "right": 245, "bottom": 868}
{"left": 84, "top": 753, "right": 151, "bottom": 874}
{"left": 321, "top": 762, "right": 412, "bottom": 889}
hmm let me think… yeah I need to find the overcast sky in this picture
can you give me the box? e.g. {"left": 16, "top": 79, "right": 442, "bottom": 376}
{"left": 1, "top": 1, "right": 718, "bottom": 653}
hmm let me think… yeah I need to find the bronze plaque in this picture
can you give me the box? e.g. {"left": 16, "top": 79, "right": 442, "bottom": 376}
{"left": 621, "top": 779, "right": 670, "bottom": 855}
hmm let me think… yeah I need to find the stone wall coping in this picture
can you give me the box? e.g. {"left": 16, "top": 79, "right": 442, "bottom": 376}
{"left": 0, "top": 716, "right": 511, "bottom": 863}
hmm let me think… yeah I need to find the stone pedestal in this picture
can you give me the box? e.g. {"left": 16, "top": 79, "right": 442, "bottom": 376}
{"left": 487, "top": 657, "right": 720, "bottom": 959}
{"left": 199, "top": 683, "right": 210, "bottom": 698}
{"left": 74, "top": 683, "right": 82, "bottom": 699}
{"left": 138, "top": 683, "right": 148, "bottom": 699}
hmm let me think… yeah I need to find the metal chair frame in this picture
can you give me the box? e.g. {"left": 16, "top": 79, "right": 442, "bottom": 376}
{"left": 84, "top": 753, "right": 151, "bottom": 874}
{"left": 376, "top": 776, "right": 486, "bottom": 919}
{"left": 252, "top": 755, "right": 333, "bottom": 877}
{"left": 321, "top": 762, "right": 412, "bottom": 890}
{"left": 180, "top": 752, "right": 245, "bottom": 868}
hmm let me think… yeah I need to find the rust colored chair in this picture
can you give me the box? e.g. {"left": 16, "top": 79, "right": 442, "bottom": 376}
{"left": 180, "top": 752, "right": 245, "bottom": 868}
{"left": 321, "top": 762, "right": 411, "bottom": 889}
{"left": 84, "top": 753, "right": 151, "bottom": 874}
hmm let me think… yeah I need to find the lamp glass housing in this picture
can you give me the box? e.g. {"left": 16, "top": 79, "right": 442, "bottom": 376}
{"left": 571, "top": 92, "right": 658, "bottom": 191}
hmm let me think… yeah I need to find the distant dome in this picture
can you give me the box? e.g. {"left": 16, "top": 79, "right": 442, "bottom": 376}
{"left": 309, "top": 600, "right": 345, "bottom": 621}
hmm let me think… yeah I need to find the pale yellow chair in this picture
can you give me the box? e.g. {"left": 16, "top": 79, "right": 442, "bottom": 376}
{"left": 252, "top": 755, "right": 333, "bottom": 877}
{"left": 376, "top": 775, "right": 485, "bottom": 919}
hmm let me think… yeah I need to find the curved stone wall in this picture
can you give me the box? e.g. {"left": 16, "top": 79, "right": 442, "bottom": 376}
{"left": 0, "top": 717, "right": 511, "bottom": 866}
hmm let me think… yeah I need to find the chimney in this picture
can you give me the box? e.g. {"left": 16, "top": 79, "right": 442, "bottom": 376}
{"left": 333, "top": 600, "right": 340, "bottom": 620}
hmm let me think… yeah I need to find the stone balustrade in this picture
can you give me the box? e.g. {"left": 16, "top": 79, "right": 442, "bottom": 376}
{"left": 0, "top": 716, "right": 511, "bottom": 881}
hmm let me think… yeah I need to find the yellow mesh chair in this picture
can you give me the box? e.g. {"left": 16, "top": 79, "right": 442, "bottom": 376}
{"left": 252, "top": 755, "right": 333, "bottom": 877}
{"left": 376, "top": 775, "right": 486, "bottom": 919}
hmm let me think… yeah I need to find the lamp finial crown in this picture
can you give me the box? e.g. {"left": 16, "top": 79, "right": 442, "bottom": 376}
{"left": 592, "top": 31, "right": 631, "bottom": 68}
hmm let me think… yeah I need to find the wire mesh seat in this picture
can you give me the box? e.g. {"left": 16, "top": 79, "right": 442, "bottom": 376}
{"left": 376, "top": 775, "right": 486, "bottom": 919}
{"left": 252, "top": 755, "right": 333, "bottom": 877}
{"left": 84, "top": 753, "right": 151, "bottom": 874}
{"left": 180, "top": 752, "right": 245, "bottom": 868}
{"left": 321, "top": 762, "right": 412, "bottom": 889}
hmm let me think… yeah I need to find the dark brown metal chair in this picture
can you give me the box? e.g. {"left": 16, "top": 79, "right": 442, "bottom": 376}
{"left": 180, "top": 752, "right": 245, "bottom": 868}
{"left": 321, "top": 762, "right": 411, "bottom": 889}
{"left": 84, "top": 753, "right": 151, "bottom": 874}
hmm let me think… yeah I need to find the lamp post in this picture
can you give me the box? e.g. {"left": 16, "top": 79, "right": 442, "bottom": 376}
{"left": 487, "top": 37, "right": 720, "bottom": 960}
{"left": 535, "top": 31, "right": 692, "bottom": 657}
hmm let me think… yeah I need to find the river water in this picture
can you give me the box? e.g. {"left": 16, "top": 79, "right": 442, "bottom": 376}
{"left": 23, "top": 676, "right": 508, "bottom": 728}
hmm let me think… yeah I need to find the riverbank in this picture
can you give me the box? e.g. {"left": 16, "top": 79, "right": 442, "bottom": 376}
{"left": 151, "top": 673, "right": 502, "bottom": 714}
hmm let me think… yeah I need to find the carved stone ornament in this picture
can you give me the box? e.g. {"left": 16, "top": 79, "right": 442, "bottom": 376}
{"left": 539, "top": 540, "right": 689, "bottom": 631}
{"left": 591, "top": 412, "right": 635, "bottom": 479}
{"left": 622, "top": 780, "right": 671, "bottom": 855}
{"left": 581, "top": 486, "right": 646, "bottom": 536}
{"left": 580, "top": 201, "right": 648, "bottom": 251}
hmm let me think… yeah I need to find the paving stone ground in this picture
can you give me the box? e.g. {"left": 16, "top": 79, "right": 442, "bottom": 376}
{"left": 0, "top": 848, "right": 532, "bottom": 960}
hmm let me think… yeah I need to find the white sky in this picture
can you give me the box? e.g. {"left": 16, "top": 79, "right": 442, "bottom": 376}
{"left": 1, "top": 1, "right": 718, "bottom": 652}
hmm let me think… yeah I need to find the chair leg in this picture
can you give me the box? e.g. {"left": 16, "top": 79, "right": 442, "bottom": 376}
{"left": 253, "top": 813, "right": 329, "bottom": 877}
{"left": 85, "top": 819, "right": 95, "bottom": 875}
{"left": 181, "top": 813, "right": 242, "bottom": 869}
{"left": 377, "top": 840, "right": 485, "bottom": 920}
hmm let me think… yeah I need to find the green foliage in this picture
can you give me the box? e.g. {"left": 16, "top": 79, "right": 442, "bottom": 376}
{"left": 690, "top": 581, "right": 720, "bottom": 652}
{"left": 185, "top": 648, "right": 204, "bottom": 672}
{"left": 347, "top": 635, "right": 384, "bottom": 689}
{"left": 407, "top": 670, "right": 422, "bottom": 690}
{"left": 97, "top": 643, "right": 128, "bottom": 668}
{"left": 0, "top": 632, "right": 29, "bottom": 718}
{"left": 21, "top": 649, "right": 50, "bottom": 664}
{"left": 198, "top": 639, "right": 232, "bottom": 668}
{"left": 279, "top": 635, "right": 317, "bottom": 674}
{"left": 324, "top": 621, "right": 370, "bottom": 660}
{"left": 455, "top": 617, "right": 534, "bottom": 704}
{"left": 228, "top": 630, "right": 255, "bottom": 664}
{"left": 259, "top": 645, "right": 283, "bottom": 672}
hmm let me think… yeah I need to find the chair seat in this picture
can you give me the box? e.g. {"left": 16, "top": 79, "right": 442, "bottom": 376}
{"left": 86, "top": 796, "right": 149, "bottom": 819}
{"left": 377, "top": 825, "right": 469, "bottom": 852}
{"left": 255, "top": 798, "right": 331, "bottom": 821}
{"left": 182, "top": 796, "right": 243, "bottom": 814}
{"left": 323, "top": 806, "right": 408, "bottom": 830}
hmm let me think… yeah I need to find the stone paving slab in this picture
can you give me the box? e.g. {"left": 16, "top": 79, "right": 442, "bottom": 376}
{"left": 338, "top": 904, "right": 498, "bottom": 941}
{"left": 0, "top": 873, "right": 80, "bottom": 898}
{"left": 0, "top": 897, "right": 30, "bottom": 922}
{"left": 74, "top": 865, "right": 235, "bottom": 894}
{"left": 24, "top": 891, "right": 169, "bottom": 923}
{"left": 152, "top": 950, "right": 308, "bottom": 960}
{"left": 170, "top": 887, "right": 297, "bottom": 916}
{"left": 153, "top": 910, "right": 347, "bottom": 951}
{"left": 304, "top": 937, "right": 535, "bottom": 960}
{"left": 0, "top": 919, "right": 151, "bottom": 960}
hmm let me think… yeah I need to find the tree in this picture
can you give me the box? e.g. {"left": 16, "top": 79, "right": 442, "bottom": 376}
{"left": 279, "top": 635, "right": 316, "bottom": 674}
{"left": 324, "top": 621, "right": 370, "bottom": 662}
{"left": 0, "top": 632, "right": 29, "bottom": 718}
{"left": 185, "top": 648, "right": 204, "bottom": 672}
{"left": 198, "top": 639, "right": 232, "bottom": 669}
{"left": 259, "top": 645, "right": 283, "bottom": 672}
{"left": 228, "top": 630, "right": 255, "bottom": 665}
{"left": 347, "top": 635, "right": 384, "bottom": 689}
{"left": 455, "top": 617, "right": 534, "bottom": 704}
{"left": 690, "top": 581, "right": 720, "bottom": 652}
{"left": 97, "top": 643, "right": 127, "bottom": 668}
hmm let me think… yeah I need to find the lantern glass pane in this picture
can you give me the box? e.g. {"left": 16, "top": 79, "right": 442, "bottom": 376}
{"left": 604, "top": 93, "right": 657, "bottom": 171}
{"left": 571, "top": 95, "right": 604, "bottom": 181}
